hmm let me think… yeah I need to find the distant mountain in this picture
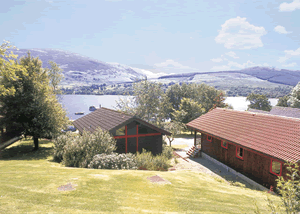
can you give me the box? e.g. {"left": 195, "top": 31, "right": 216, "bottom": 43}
{"left": 11, "top": 49, "right": 148, "bottom": 86}
{"left": 10, "top": 48, "right": 300, "bottom": 87}
{"left": 158, "top": 66, "right": 300, "bottom": 86}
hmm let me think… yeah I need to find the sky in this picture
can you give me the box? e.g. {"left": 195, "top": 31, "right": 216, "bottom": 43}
{"left": 1, "top": 0, "right": 300, "bottom": 74}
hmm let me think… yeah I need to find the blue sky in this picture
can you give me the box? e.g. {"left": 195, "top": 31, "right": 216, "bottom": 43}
{"left": 1, "top": 0, "right": 300, "bottom": 74}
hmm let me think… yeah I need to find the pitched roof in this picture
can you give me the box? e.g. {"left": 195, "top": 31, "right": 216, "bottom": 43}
{"left": 186, "top": 108, "right": 300, "bottom": 162}
{"left": 73, "top": 107, "right": 171, "bottom": 135}
{"left": 270, "top": 106, "right": 300, "bottom": 119}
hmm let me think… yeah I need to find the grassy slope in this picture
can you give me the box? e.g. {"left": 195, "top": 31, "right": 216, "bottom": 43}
{"left": 0, "top": 139, "right": 281, "bottom": 214}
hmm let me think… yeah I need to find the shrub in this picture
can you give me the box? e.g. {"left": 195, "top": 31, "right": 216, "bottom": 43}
{"left": 62, "top": 128, "right": 116, "bottom": 168}
{"left": 162, "top": 145, "right": 173, "bottom": 160}
{"left": 136, "top": 149, "right": 170, "bottom": 171}
{"left": 88, "top": 153, "right": 137, "bottom": 170}
{"left": 53, "top": 132, "right": 78, "bottom": 162}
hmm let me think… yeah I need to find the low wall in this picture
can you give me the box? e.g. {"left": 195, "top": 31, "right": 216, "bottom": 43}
{"left": 201, "top": 152, "right": 269, "bottom": 192}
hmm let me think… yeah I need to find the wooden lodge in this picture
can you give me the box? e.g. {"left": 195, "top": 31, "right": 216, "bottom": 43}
{"left": 73, "top": 107, "right": 171, "bottom": 155}
{"left": 187, "top": 108, "right": 300, "bottom": 189}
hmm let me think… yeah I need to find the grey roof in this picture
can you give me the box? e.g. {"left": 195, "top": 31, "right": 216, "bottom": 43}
{"left": 247, "top": 108, "right": 270, "bottom": 114}
{"left": 270, "top": 106, "right": 300, "bottom": 119}
{"left": 73, "top": 107, "right": 171, "bottom": 135}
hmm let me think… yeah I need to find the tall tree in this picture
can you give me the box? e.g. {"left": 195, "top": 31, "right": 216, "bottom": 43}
{"left": 46, "top": 61, "right": 64, "bottom": 94}
{"left": 288, "top": 82, "right": 300, "bottom": 108}
{"left": 277, "top": 95, "right": 290, "bottom": 107}
{"left": 246, "top": 93, "right": 272, "bottom": 111}
{"left": 0, "top": 46, "right": 68, "bottom": 150}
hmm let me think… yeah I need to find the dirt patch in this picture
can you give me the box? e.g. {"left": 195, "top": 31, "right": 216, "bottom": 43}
{"left": 57, "top": 183, "right": 77, "bottom": 191}
{"left": 147, "top": 175, "right": 171, "bottom": 184}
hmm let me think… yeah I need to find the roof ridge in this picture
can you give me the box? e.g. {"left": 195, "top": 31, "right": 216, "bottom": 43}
{"left": 99, "top": 107, "right": 134, "bottom": 118}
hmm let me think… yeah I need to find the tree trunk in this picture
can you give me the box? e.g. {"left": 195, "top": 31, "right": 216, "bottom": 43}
{"left": 33, "top": 137, "right": 39, "bottom": 151}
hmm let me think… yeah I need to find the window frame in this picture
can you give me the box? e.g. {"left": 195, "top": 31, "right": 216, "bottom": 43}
{"left": 270, "top": 159, "right": 282, "bottom": 176}
{"left": 236, "top": 146, "right": 244, "bottom": 160}
{"left": 221, "top": 140, "right": 228, "bottom": 149}
{"left": 207, "top": 135, "right": 212, "bottom": 142}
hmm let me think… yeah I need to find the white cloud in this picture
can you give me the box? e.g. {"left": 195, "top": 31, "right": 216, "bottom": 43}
{"left": 279, "top": 0, "right": 300, "bottom": 12}
{"left": 225, "top": 51, "right": 239, "bottom": 59}
{"left": 274, "top": 25, "right": 292, "bottom": 34}
{"left": 215, "top": 16, "right": 267, "bottom": 49}
{"left": 283, "top": 62, "right": 297, "bottom": 67}
{"left": 211, "top": 58, "right": 223, "bottom": 63}
{"left": 278, "top": 47, "right": 300, "bottom": 63}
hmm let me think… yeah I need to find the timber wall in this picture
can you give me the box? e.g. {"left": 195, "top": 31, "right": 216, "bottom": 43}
{"left": 201, "top": 133, "right": 286, "bottom": 189}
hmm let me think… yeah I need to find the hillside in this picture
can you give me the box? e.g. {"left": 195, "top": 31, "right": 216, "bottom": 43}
{"left": 0, "top": 139, "right": 281, "bottom": 213}
{"left": 10, "top": 48, "right": 300, "bottom": 88}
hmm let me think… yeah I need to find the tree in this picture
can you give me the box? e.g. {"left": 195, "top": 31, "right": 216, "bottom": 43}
{"left": 116, "top": 80, "right": 171, "bottom": 127}
{"left": 172, "top": 98, "right": 205, "bottom": 124}
{"left": 0, "top": 46, "right": 68, "bottom": 150}
{"left": 47, "top": 61, "right": 64, "bottom": 94}
{"left": 163, "top": 121, "right": 185, "bottom": 147}
{"left": 277, "top": 95, "right": 290, "bottom": 107}
{"left": 246, "top": 93, "right": 272, "bottom": 111}
{"left": 288, "top": 82, "right": 300, "bottom": 108}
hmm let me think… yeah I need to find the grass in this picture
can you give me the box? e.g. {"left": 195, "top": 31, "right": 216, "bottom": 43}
{"left": 0, "top": 138, "right": 282, "bottom": 214}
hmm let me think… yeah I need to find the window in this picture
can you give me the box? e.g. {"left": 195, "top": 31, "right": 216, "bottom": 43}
{"left": 207, "top": 135, "right": 212, "bottom": 142}
{"left": 236, "top": 146, "right": 244, "bottom": 160}
{"left": 116, "top": 126, "right": 125, "bottom": 136}
{"left": 270, "top": 159, "right": 282, "bottom": 176}
{"left": 221, "top": 141, "right": 228, "bottom": 149}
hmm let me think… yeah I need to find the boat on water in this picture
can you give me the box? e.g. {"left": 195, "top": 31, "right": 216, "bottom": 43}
{"left": 75, "top": 112, "right": 84, "bottom": 115}
{"left": 89, "top": 104, "right": 101, "bottom": 111}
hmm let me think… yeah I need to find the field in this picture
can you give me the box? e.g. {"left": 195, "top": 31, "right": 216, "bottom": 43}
{"left": 0, "top": 139, "right": 282, "bottom": 214}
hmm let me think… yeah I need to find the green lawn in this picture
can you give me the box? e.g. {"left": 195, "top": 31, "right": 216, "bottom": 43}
{"left": 0, "top": 138, "right": 281, "bottom": 214}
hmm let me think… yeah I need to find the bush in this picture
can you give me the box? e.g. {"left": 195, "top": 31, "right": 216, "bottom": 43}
{"left": 53, "top": 132, "right": 78, "bottom": 162}
{"left": 136, "top": 149, "right": 170, "bottom": 171}
{"left": 62, "top": 128, "right": 116, "bottom": 168}
{"left": 88, "top": 153, "right": 137, "bottom": 170}
{"left": 162, "top": 145, "right": 173, "bottom": 160}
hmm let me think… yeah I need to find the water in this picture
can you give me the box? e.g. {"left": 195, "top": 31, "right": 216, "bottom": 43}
{"left": 58, "top": 95, "right": 132, "bottom": 120}
{"left": 59, "top": 95, "right": 279, "bottom": 120}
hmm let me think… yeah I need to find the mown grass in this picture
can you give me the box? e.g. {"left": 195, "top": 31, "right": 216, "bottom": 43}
{"left": 0, "top": 138, "right": 282, "bottom": 213}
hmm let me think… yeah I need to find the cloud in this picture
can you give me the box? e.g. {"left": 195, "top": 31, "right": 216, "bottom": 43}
{"left": 274, "top": 25, "right": 292, "bottom": 34}
{"left": 153, "top": 59, "right": 200, "bottom": 73}
{"left": 283, "top": 62, "right": 297, "bottom": 67}
{"left": 278, "top": 47, "right": 300, "bottom": 63}
{"left": 211, "top": 58, "right": 223, "bottom": 63}
{"left": 215, "top": 16, "right": 267, "bottom": 49}
{"left": 211, "top": 60, "right": 269, "bottom": 71}
{"left": 225, "top": 51, "right": 239, "bottom": 59}
{"left": 279, "top": 0, "right": 300, "bottom": 12}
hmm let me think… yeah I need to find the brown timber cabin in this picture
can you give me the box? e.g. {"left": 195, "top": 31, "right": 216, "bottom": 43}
{"left": 73, "top": 107, "right": 171, "bottom": 155}
{"left": 187, "top": 108, "right": 300, "bottom": 189}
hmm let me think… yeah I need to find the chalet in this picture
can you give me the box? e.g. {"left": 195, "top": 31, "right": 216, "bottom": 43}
{"left": 73, "top": 107, "right": 171, "bottom": 155}
{"left": 187, "top": 108, "right": 300, "bottom": 189}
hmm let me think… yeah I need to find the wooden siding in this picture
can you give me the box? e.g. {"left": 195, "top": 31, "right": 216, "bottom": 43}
{"left": 201, "top": 133, "right": 286, "bottom": 189}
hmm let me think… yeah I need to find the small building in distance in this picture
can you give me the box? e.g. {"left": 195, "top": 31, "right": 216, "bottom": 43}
{"left": 187, "top": 108, "right": 300, "bottom": 189}
{"left": 73, "top": 107, "right": 170, "bottom": 155}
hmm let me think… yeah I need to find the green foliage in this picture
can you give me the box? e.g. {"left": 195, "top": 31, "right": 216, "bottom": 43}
{"left": 53, "top": 132, "right": 78, "bottom": 162}
{"left": 256, "top": 161, "right": 300, "bottom": 214}
{"left": 162, "top": 145, "right": 173, "bottom": 159}
{"left": 163, "top": 121, "right": 185, "bottom": 146}
{"left": 0, "top": 46, "right": 68, "bottom": 148}
{"left": 61, "top": 128, "right": 116, "bottom": 168}
{"left": 246, "top": 93, "right": 272, "bottom": 111}
{"left": 288, "top": 82, "right": 300, "bottom": 108}
{"left": 172, "top": 97, "right": 205, "bottom": 124}
{"left": 136, "top": 149, "right": 170, "bottom": 171}
{"left": 88, "top": 153, "right": 137, "bottom": 169}
{"left": 46, "top": 61, "right": 64, "bottom": 94}
{"left": 277, "top": 95, "right": 290, "bottom": 107}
